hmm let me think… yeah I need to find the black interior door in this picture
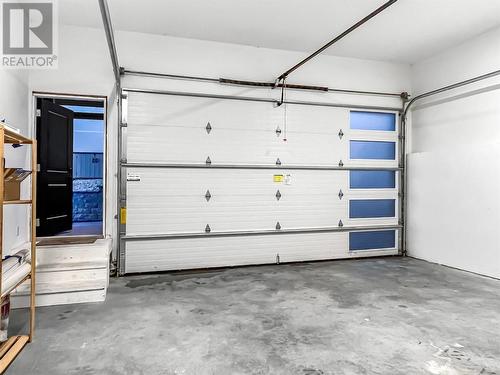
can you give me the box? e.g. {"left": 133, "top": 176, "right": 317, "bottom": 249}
{"left": 37, "top": 99, "right": 74, "bottom": 237}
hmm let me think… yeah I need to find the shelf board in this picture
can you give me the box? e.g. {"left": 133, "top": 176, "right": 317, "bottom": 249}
{"left": 1, "top": 273, "right": 31, "bottom": 299}
{"left": 3, "top": 200, "right": 32, "bottom": 205}
{"left": 0, "top": 125, "right": 32, "bottom": 145}
{"left": 0, "top": 335, "right": 29, "bottom": 373}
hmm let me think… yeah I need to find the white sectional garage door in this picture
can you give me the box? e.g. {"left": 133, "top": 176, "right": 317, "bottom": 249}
{"left": 119, "top": 90, "right": 401, "bottom": 274}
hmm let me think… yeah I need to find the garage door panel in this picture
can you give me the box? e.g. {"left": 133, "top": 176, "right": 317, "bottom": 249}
{"left": 121, "top": 90, "right": 402, "bottom": 273}
{"left": 127, "top": 92, "right": 280, "bottom": 130}
{"left": 277, "top": 233, "right": 348, "bottom": 263}
{"left": 344, "top": 217, "right": 399, "bottom": 227}
{"left": 286, "top": 105, "right": 348, "bottom": 133}
{"left": 127, "top": 125, "right": 285, "bottom": 164}
{"left": 126, "top": 181, "right": 349, "bottom": 235}
{"left": 124, "top": 232, "right": 348, "bottom": 273}
{"left": 126, "top": 198, "right": 349, "bottom": 234}
{"left": 125, "top": 172, "right": 350, "bottom": 234}
{"left": 126, "top": 168, "right": 349, "bottom": 197}
{"left": 125, "top": 232, "right": 399, "bottom": 273}
{"left": 278, "top": 134, "right": 345, "bottom": 165}
{"left": 125, "top": 168, "right": 282, "bottom": 196}
{"left": 127, "top": 126, "right": 349, "bottom": 165}
{"left": 346, "top": 129, "right": 399, "bottom": 141}
{"left": 127, "top": 94, "right": 354, "bottom": 166}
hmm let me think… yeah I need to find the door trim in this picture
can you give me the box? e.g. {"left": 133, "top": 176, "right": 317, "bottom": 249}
{"left": 32, "top": 92, "right": 108, "bottom": 241}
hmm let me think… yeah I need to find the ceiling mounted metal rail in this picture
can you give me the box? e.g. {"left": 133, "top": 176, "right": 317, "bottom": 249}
{"left": 98, "top": 0, "right": 121, "bottom": 89}
{"left": 122, "top": 162, "right": 402, "bottom": 172}
{"left": 122, "top": 69, "right": 404, "bottom": 98}
{"left": 403, "top": 69, "right": 500, "bottom": 117}
{"left": 219, "top": 78, "right": 328, "bottom": 92}
{"left": 122, "top": 69, "right": 220, "bottom": 83}
{"left": 122, "top": 87, "right": 402, "bottom": 112}
{"left": 122, "top": 224, "right": 403, "bottom": 241}
{"left": 276, "top": 0, "right": 399, "bottom": 83}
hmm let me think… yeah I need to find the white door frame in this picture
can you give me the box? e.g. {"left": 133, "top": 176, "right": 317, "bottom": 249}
{"left": 32, "top": 92, "right": 108, "bottom": 240}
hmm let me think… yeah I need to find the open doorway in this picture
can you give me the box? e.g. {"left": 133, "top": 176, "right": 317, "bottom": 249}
{"left": 34, "top": 94, "right": 106, "bottom": 238}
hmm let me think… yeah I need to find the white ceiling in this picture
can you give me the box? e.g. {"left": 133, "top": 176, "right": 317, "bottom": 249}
{"left": 60, "top": 0, "right": 500, "bottom": 64}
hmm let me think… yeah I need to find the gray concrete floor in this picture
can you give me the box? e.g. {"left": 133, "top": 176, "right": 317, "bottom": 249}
{"left": 7, "top": 257, "right": 500, "bottom": 375}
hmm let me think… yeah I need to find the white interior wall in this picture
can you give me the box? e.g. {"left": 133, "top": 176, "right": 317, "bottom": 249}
{"left": 27, "top": 26, "right": 116, "bottom": 255}
{"left": 25, "top": 25, "right": 411, "bottom": 260}
{"left": 407, "top": 27, "right": 500, "bottom": 278}
{"left": 0, "top": 69, "right": 30, "bottom": 254}
{"left": 116, "top": 29, "right": 409, "bottom": 107}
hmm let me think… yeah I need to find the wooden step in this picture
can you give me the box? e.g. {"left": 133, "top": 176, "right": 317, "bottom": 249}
{"left": 0, "top": 335, "right": 29, "bottom": 373}
{"left": 10, "top": 238, "right": 111, "bottom": 308}
{"left": 36, "top": 238, "right": 111, "bottom": 266}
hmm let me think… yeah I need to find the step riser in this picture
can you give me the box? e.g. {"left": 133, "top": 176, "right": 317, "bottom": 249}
{"left": 37, "top": 249, "right": 108, "bottom": 266}
{"left": 35, "top": 239, "right": 112, "bottom": 266}
{"left": 11, "top": 289, "right": 106, "bottom": 308}
{"left": 15, "top": 269, "right": 108, "bottom": 295}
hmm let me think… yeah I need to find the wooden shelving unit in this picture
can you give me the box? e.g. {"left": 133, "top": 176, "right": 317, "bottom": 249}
{"left": 0, "top": 124, "right": 36, "bottom": 373}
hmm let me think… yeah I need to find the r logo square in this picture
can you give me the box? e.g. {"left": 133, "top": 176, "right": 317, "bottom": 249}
{"left": 1, "top": 0, "right": 57, "bottom": 68}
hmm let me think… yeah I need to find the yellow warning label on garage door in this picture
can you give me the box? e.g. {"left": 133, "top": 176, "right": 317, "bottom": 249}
{"left": 120, "top": 207, "right": 127, "bottom": 224}
{"left": 273, "top": 174, "right": 284, "bottom": 183}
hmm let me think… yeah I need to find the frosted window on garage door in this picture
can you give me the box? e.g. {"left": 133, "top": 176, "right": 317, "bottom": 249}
{"left": 349, "top": 230, "right": 396, "bottom": 251}
{"left": 350, "top": 111, "right": 396, "bottom": 131}
{"left": 350, "top": 170, "right": 395, "bottom": 189}
{"left": 349, "top": 199, "right": 395, "bottom": 218}
{"left": 350, "top": 140, "right": 396, "bottom": 160}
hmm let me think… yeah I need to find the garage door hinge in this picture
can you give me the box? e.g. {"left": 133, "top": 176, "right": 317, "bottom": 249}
{"left": 206, "top": 122, "right": 212, "bottom": 134}
{"left": 275, "top": 221, "right": 281, "bottom": 230}
{"left": 338, "top": 160, "right": 344, "bottom": 167}
{"left": 121, "top": 93, "right": 128, "bottom": 100}
{"left": 205, "top": 190, "right": 212, "bottom": 201}
{"left": 36, "top": 109, "right": 41, "bottom": 117}
{"left": 275, "top": 126, "right": 282, "bottom": 137}
{"left": 276, "top": 253, "right": 280, "bottom": 264}
{"left": 205, "top": 224, "right": 211, "bottom": 233}
{"left": 275, "top": 190, "right": 281, "bottom": 200}
{"left": 398, "top": 135, "right": 405, "bottom": 141}
{"left": 36, "top": 218, "right": 40, "bottom": 227}
{"left": 276, "top": 158, "right": 281, "bottom": 166}
{"left": 120, "top": 158, "right": 127, "bottom": 164}
{"left": 338, "top": 219, "right": 344, "bottom": 227}
{"left": 338, "top": 129, "right": 344, "bottom": 139}
{"left": 206, "top": 156, "right": 212, "bottom": 165}
{"left": 120, "top": 122, "right": 127, "bottom": 127}
{"left": 338, "top": 189, "right": 344, "bottom": 200}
